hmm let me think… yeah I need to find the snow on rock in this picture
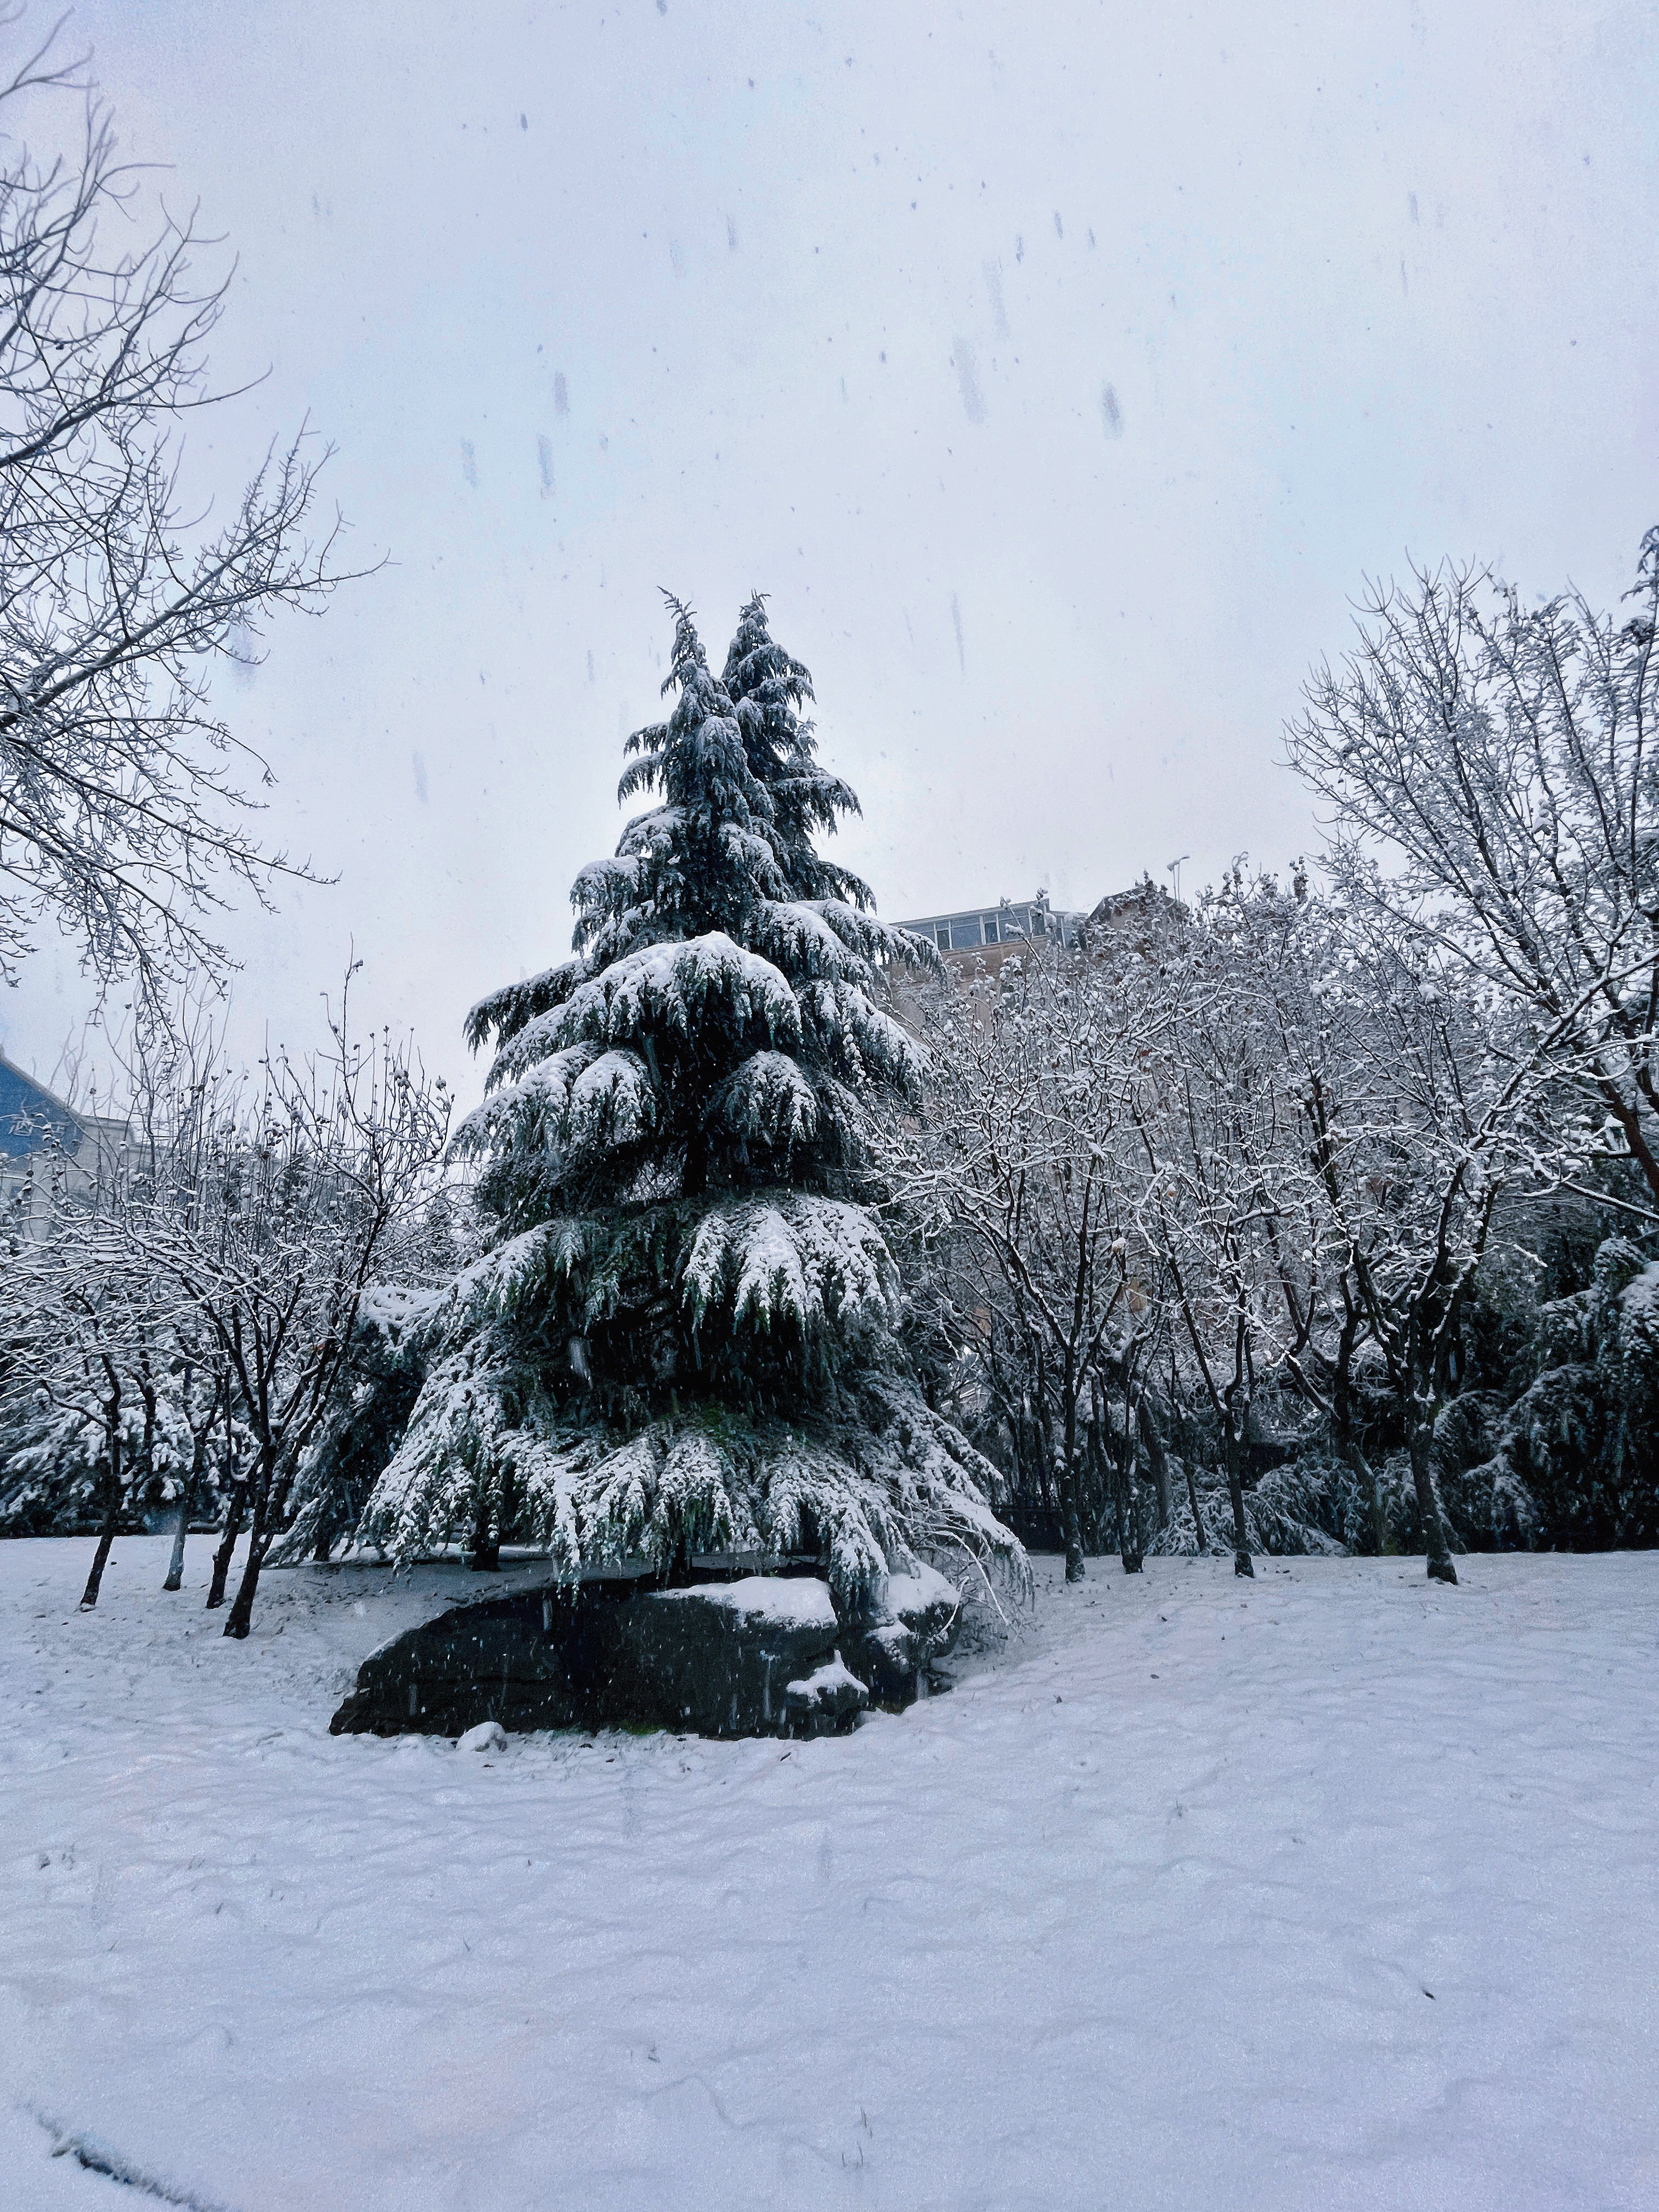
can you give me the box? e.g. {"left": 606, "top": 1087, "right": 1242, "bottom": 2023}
{"left": 3, "top": 1539, "right": 1657, "bottom": 2212}
{"left": 840, "top": 1561, "right": 963, "bottom": 1702}
{"left": 617, "top": 1579, "right": 844, "bottom": 1735}
{"left": 330, "top": 1575, "right": 881, "bottom": 1742}
{"left": 657, "top": 1574, "right": 837, "bottom": 1627}
{"left": 458, "top": 1719, "right": 508, "bottom": 1753}
{"left": 331, "top": 1575, "right": 850, "bottom": 1740}
{"left": 783, "top": 1650, "right": 868, "bottom": 1723}
{"left": 882, "top": 1562, "right": 960, "bottom": 1627}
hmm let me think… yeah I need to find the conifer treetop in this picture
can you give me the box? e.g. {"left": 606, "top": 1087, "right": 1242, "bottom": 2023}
{"left": 456, "top": 595, "right": 935, "bottom": 1215}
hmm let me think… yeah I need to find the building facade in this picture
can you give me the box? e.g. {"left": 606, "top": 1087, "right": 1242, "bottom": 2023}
{"left": 894, "top": 892, "right": 1086, "bottom": 977}
{"left": 0, "top": 1052, "right": 128, "bottom": 1236}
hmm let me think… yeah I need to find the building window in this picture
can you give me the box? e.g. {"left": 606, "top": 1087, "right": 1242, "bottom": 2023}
{"left": 981, "top": 914, "right": 1000, "bottom": 943}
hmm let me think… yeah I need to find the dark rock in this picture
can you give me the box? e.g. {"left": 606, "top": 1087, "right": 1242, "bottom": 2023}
{"left": 597, "top": 1576, "right": 843, "bottom": 1735}
{"left": 839, "top": 1564, "right": 963, "bottom": 1707}
{"left": 783, "top": 1652, "right": 868, "bottom": 1726}
{"left": 328, "top": 1570, "right": 909, "bottom": 1740}
{"left": 328, "top": 1580, "right": 592, "bottom": 1736}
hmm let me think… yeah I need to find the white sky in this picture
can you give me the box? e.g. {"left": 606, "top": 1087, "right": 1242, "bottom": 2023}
{"left": 4, "top": 0, "right": 1656, "bottom": 1102}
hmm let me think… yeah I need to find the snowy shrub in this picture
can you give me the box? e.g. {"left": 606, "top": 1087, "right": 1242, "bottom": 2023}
{"left": 1443, "top": 1237, "right": 1659, "bottom": 1552}
{"left": 1147, "top": 1458, "right": 1349, "bottom": 1559}
{"left": 273, "top": 1284, "right": 447, "bottom": 1565}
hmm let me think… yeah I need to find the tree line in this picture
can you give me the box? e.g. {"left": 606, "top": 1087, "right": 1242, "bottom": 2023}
{"left": 0, "top": 989, "right": 450, "bottom": 1628}
{"left": 887, "top": 534, "right": 1659, "bottom": 1584}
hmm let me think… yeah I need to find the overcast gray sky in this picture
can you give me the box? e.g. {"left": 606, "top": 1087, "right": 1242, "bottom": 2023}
{"left": 5, "top": 0, "right": 1656, "bottom": 1100}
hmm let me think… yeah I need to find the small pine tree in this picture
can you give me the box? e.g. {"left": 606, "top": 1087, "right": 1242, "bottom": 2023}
{"left": 362, "top": 595, "right": 1023, "bottom": 1609}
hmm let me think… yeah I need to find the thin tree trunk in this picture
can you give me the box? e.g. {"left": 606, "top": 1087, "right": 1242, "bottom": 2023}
{"left": 1034, "top": 1383, "right": 1063, "bottom": 1559}
{"left": 1063, "top": 1462, "right": 1085, "bottom": 1579}
{"left": 1082, "top": 1376, "right": 1108, "bottom": 1559}
{"left": 1139, "top": 1395, "right": 1173, "bottom": 1532}
{"left": 137, "top": 1378, "right": 157, "bottom": 1524}
{"left": 223, "top": 1470, "right": 271, "bottom": 1639}
{"left": 1031, "top": 1362, "right": 1060, "bottom": 1531}
{"left": 164, "top": 1429, "right": 207, "bottom": 1592}
{"left": 1060, "top": 1359, "right": 1085, "bottom": 1583}
{"left": 223, "top": 1532, "right": 266, "bottom": 1637}
{"left": 1406, "top": 1384, "right": 1458, "bottom": 1585}
{"left": 80, "top": 1428, "right": 123, "bottom": 1611}
{"left": 1115, "top": 1451, "right": 1144, "bottom": 1573}
{"left": 1185, "top": 1453, "right": 1209, "bottom": 1554}
{"left": 81, "top": 1496, "right": 120, "bottom": 1610}
{"left": 1333, "top": 1372, "right": 1383, "bottom": 1555}
{"left": 163, "top": 1487, "right": 191, "bottom": 1592}
{"left": 1332, "top": 1299, "right": 1383, "bottom": 1555}
{"left": 1339, "top": 1436, "right": 1384, "bottom": 1556}
{"left": 1008, "top": 1396, "right": 1034, "bottom": 1528}
{"left": 1223, "top": 1388, "right": 1254, "bottom": 1578}
{"left": 470, "top": 1487, "right": 501, "bottom": 1572}
{"left": 208, "top": 1479, "right": 246, "bottom": 1609}
{"left": 225, "top": 1436, "right": 292, "bottom": 1639}
{"left": 1108, "top": 1372, "right": 1144, "bottom": 1572}
{"left": 224, "top": 1528, "right": 266, "bottom": 1637}
{"left": 1170, "top": 1368, "right": 1208, "bottom": 1552}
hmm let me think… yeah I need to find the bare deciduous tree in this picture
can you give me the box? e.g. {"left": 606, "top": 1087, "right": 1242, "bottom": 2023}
{"left": 132, "top": 977, "right": 449, "bottom": 1637}
{"left": 0, "top": 1113, "right": 173, "bottom": 1605}
{"left": 0, "top": 15, "right": 366, "bottom": 1011}
{"left": 1128, "top": 878, "right": 1324, "bottom": 1579}
{"left": 1288, "top": 533, "right": 1659, "bottom": 1214}
{"left": 887, "top": 934, "right": 1169, "bottom": 1582}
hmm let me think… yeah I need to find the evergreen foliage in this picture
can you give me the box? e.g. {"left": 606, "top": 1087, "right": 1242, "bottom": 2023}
{"left": 1450, "top": 1238, "right": 1659, "bottom": 1549}
{"left": 273, "top": 1286, "right": 439, "bottom": 1565}
{"left": 0, "top": 1355, "right": 239, "bottom": 1539}
{"left": 363, "top": 597, "right": 1025, "bottom": 1604}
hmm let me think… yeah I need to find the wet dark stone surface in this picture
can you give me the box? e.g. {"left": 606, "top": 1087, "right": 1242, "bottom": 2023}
{"left": 329, "top": 1568, "right": 962, "bottom": 1741}
{"left": 331, "top": 1575, "right": 842, "bottom": 1739}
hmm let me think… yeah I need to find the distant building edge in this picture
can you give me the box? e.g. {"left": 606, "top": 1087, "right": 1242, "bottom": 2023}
{"left": 894, "top": 892, "right": 1086, "bottom": 956}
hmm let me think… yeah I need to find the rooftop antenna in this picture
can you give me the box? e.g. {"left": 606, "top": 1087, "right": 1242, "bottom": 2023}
{"left": 1167, "top": 853, "right": 1190, "bottom": 907}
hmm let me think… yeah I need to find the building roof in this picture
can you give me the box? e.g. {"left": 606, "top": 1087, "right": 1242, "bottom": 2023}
{"left": 0, "top": 1051, "right": 84, "bottom": 1162}
{"left": 894, "top": 893, "right": 1086, "bottom": 957}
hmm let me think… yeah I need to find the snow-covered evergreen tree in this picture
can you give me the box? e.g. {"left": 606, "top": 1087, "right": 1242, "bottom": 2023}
{"left": 362, "top": 596, "right": 1024, "bottom": 1606}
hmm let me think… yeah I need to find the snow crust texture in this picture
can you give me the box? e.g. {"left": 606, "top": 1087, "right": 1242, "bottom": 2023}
{"left": 458, "top": 1719, "right": 509, "bottom": 1754}
{"left": 784, "top": 1652, "right": 869, "bottom": 1718}
{"left": 656, "top": 1574, "right": 838, "bottom": 1627}
{"left": 3, "top": 1539, "right": 1656, "bottom": 2211}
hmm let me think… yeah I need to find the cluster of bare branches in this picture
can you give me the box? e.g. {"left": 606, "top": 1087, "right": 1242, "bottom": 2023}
{"left": 888, "top": 862, "right": 1598, "bottom": 1587}
{"left": 891, "top": 533, "right": 1659, "bottom": 1588}
{"left": 882, "top": 931, "right": 1176, "bottom": 1582}
{"left": 1288, "top": 532, "right": 1659, "bottom": 1212}
{"left": 0, "top": 13, "right": 366, "bottom": 1013}
{"left": 0, "top": 978, "right": 450, "bottom": 1629}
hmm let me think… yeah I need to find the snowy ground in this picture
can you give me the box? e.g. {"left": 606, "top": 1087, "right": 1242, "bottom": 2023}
{"left": 3, "top": 1540, "right": 1656, "bottom": 2212}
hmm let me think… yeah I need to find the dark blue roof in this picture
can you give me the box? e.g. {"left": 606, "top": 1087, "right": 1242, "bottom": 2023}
{"left": 0, "top": 1058, "right": 80, "bottom": 1161}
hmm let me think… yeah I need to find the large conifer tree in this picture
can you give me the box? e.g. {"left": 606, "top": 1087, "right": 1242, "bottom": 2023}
{"left": 362, "top": 596, "right": 1021, "bottom": 1607}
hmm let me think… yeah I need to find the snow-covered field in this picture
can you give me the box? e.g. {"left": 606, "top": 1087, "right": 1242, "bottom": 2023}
{"left": 3, "top": 1540, "right": 1655, "bottom": 2212}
